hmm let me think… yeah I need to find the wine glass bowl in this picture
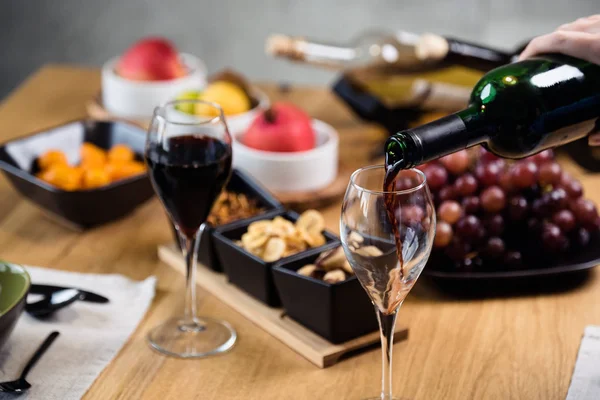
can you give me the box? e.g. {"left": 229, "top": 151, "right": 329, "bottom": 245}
{"left": 145, "top": 99, "right": 236, "bottom": 358}
{"left": 340, "top": 165, "right": 435, "bottom": 399}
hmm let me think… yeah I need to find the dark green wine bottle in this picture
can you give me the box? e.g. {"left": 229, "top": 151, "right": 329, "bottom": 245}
{"left": 385, "top": 54, "right": 600, "bottom": 169}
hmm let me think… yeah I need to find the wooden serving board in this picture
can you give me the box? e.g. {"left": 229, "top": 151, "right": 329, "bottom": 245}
{"left": 86, "top": 94, "right": 148, "bottom": 128}
{"left": 158, "top": 244, "right": 408, "bottom": 368}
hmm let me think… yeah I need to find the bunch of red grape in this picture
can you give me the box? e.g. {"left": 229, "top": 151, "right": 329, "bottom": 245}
{"left": 423, "top": 148, "right": 599, "bottom": 271}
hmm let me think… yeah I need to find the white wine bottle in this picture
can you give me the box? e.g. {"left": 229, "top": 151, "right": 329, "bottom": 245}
{"left": 267, "top": 31, "right": 523, "bottom": 111}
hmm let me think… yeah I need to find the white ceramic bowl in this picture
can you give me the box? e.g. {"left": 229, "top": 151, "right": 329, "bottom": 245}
{"left": 168, "top": 86, "right": 270, "bottom": 133}
{"left": 102, "top": 53, "right": 207, "bottom": 119}
{"left": 231, "top": 119, "right": 339, "bottom": 193}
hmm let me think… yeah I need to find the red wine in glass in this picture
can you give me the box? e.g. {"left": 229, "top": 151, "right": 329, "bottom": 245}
{"left": 146, "top": 135, "right": 232, "bottom": 238}
{"left": 145, "top": 99, "right": 236, "bottom": 359}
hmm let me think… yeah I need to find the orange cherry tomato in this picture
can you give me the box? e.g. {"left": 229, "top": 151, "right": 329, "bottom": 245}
{"left": 108, "top": 144, "right": 135, "bottom": 163}
{"left": 82, "top": 168, "right": 111, "bottom": 189}
{"left": 107, "top": 161, "right": 146, "bottom": 182}
{"left": 80, "top": 143, "right": 107, "bottom": 168}
{"left": 37, "top": 165, "right": 83, "bottom": 191}
{"left": 37, "top": 150, "right": 68, "bottom": 170}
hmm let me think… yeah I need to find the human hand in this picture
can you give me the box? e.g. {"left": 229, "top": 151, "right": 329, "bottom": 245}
{"left": 519, "top": 15, "right": 600, "bottom": 63}
{"left": 519, "top": 15, "right": 600, "bottom": 145}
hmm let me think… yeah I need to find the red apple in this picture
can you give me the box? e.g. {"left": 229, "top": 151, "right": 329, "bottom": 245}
{"left": 242, "top": 103, "right": 316, "bottom": 152}
{"left": 116, "top": 37, "right": 186, "bottom": 81}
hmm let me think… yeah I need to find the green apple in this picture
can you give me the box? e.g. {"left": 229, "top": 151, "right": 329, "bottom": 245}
{"left": 175, "top": 90, "right": 202, "bottom": 114}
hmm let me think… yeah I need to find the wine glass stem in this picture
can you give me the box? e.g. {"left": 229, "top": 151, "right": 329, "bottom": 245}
{"left": 376, "top": 307, "right": 398, "bottom": 400}
{"left": 179, "top": 224, "right": 205, "bottom": 329}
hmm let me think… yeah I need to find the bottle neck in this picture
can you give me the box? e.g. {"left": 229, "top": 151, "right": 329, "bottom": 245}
{"left": 442, "top": 37, "right": 512, "bottom": 71}
{"left": 386, "top": 105, "right": 490, "bottom": 168}
{"left": 266, "top": 35, "right": 358, "bottom": 69}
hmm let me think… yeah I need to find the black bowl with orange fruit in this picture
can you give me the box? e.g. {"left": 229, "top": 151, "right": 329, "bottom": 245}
{"left": 0, "top": 119, "right": 153, "bottom": 228}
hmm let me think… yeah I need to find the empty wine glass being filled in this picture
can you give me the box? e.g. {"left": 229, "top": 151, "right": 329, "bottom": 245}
{"left": 340, "top": 165, "right": 435, "bottom": 400}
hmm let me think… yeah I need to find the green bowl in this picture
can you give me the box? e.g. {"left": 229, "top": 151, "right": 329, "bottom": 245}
{"left": 0, "top": 262, "right": 30, "bottom": 350}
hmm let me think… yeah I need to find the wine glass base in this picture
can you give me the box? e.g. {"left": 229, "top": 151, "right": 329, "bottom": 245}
{"left": 364, "top": 397, "right": 408, "bottom": 400}
{"left": 148, "top": 317, "right": 236, "bottom": 358}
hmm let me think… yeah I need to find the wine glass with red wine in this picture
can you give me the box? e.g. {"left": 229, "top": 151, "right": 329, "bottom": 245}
{"left": 340, "top": 165, "right": 435, "bottom": 399}
{"left": 145, "top": 100, "right": 236, "bottom": 358}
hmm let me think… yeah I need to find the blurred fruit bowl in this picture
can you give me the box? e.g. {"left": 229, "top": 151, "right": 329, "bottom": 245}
{"left": 231, "top": 119, "right": 339, "bottom": 193}
{"left": 0, "top": 120, "right": 154, "bottom": 229}
{"left": 169, "top": 81, "right": 270, "bottom": 133}
{"left": 102, "top": 53, "right": 207, "bottom": 119}
{"left": 414, "top": 147, "right": 600, "bottom": 276}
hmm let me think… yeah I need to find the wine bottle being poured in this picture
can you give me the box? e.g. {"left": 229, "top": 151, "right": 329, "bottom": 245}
{"left": 385, "top": 53, "right": 600, "bottom": 174}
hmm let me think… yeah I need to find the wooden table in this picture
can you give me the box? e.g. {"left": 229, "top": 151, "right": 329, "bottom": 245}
{"left": 0, "top": 65, "right": 598, "bottom": 400}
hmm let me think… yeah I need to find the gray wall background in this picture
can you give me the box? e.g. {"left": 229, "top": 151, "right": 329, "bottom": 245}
{"left": 0, "top": 0, "right": 598, "bottom": 100}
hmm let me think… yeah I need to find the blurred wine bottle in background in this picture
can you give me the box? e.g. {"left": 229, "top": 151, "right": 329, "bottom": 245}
{"left": 267, "top": 31, "right": 526, "bottom": 112}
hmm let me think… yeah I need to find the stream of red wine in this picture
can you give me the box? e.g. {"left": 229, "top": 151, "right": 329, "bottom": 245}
{"left": 383, "top": 162, "right": 404, "bottom": 279}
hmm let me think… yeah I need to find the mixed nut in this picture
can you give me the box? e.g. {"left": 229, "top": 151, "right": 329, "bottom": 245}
{"left": 347, "top": 231, "right": 384, "bottom": 257}
{"left": 235, "top": 210, "right": 327, "bottom": 262}
{"left": 207, "top": 191, "right": 266, "bottom": 226}
{"left": 296, "top": 233, "right": 388, "bottom": 283}
{"left": 297, "top": 246, "right": 354, "bottom": 283}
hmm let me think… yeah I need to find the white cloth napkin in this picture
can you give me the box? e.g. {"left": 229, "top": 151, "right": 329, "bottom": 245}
{"left": 566, "top": 325, "right": 600, "bottom": 400}
{"left": 0, "top": 266, "right": 156, "bottom": 400}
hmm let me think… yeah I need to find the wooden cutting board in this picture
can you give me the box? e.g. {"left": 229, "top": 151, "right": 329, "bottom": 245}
{"left": 158, "top": 244, "right": 408, "bottom": 368}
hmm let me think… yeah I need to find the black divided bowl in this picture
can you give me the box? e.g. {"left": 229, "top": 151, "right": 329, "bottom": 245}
{"left": 272, "top": 251, "right": 379, "bottom": 344}
{"left": 170, "top": 169, "right": 283, "bottom": 272}
{"left": 0, "top": 120, "right": 154, "bottom": 228}
{"left": 213, "top": 210, "right": 339, "bottom": 307}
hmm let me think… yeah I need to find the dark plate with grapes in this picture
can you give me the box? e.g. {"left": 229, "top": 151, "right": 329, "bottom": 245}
{"left": 423, "top": 236, "right": 600, "bottom": 280}
{"left": 416, "top": 148, "right": 600, "bottom": 283}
